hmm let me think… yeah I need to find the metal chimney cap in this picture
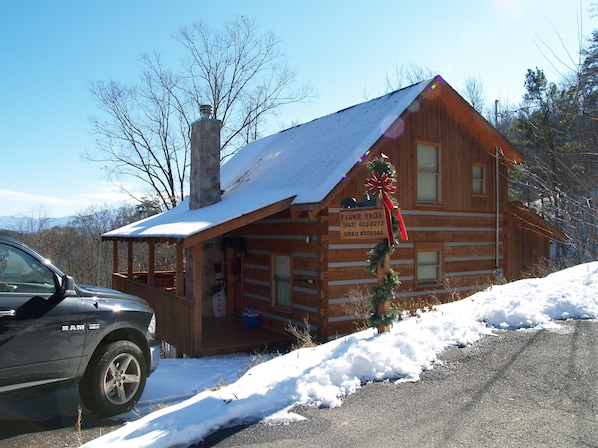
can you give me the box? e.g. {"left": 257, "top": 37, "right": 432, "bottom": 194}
{"left": 199, "top": 104, "right": 213, "bottom": 119}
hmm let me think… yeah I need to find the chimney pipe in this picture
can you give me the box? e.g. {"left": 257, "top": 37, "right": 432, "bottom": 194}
{"left": 199, "top": 104, "right": 213, "bottom": 119}
{"left": 190, "top": 105, "right": 222, "bottom": 210}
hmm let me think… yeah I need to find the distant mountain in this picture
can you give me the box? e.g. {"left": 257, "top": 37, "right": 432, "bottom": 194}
{"left": 0, "top": 215, "right": 74, "bottom": 230}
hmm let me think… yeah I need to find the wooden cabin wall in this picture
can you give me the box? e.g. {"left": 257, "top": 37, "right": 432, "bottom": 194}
{"left": 504, "top": 212, "right": 551, "bottom": 280}
{"left": 323, "top": 92, "right": 509, "bottom": 338}
{"left": 227, "top": 209, "right": 328, "bottom": 338}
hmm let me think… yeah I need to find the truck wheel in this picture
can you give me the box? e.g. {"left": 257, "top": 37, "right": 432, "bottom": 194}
{"left": 79, "top": 340, "right": 147, "bottom": 416}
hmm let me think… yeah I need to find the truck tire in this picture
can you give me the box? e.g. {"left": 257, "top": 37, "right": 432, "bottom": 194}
{"left": 79, "top": 340, "right": 147, "bottom": 416}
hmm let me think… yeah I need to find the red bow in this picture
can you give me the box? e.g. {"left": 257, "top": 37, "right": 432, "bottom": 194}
{"left": 364, "top": 172, "right": 408, "bottom": 245}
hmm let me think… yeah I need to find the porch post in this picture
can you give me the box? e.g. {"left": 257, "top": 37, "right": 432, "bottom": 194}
{"left": 148, "top": 240, "right": 155, "bottom": 286}
{"left": 112, "top": 240, "right": 119, "bottom": 289}
{"left": 176, "top": 244, "right": 184, "bottom": 296}
{"left": 112, "top": 240, "right": 119, "bottom": 272}
{"left": 193, "top": 244, "right": 203, "bottom": 356}
{"left": 127, "top": 241, "right": 133, "bottom": 278}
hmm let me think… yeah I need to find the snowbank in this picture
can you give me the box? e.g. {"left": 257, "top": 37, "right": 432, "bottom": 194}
{"left": 82, "top": 262, "right": 598, "bottom": 447}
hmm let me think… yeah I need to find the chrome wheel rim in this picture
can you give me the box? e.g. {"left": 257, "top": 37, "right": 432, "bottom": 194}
{"left": 103, "top": 353, "right": 141, "bottom": 405}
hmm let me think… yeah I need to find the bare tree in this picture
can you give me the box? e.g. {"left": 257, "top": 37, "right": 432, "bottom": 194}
{"left": 463, "top": 76, "right": 487, "bottom": 115}
{"left": 10, "top": 207, "right": 52, "bottom": 253}
{"left": 384, "top": 63, "right": 436, "bottom": 92}
{"left": 88, "top": 16, "right": 313, "bottom": 211}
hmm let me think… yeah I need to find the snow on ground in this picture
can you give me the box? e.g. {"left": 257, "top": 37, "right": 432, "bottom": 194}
{"left": 83, "top": 262, "right": 598, "bottom": 447}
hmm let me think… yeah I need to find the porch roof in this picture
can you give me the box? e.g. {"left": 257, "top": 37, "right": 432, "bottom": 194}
{"left": 508, "top": 201, "right": 568, "bottom": 241}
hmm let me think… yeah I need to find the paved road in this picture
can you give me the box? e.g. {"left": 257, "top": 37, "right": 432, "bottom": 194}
{"left": 1, "top": 320, "right": 597, "bottom": 447}
{"left": 197, "top": 320, "right": 598, "bottom": 448}
{"left": 0, "top": 389, "right": 122, "bottom": 447}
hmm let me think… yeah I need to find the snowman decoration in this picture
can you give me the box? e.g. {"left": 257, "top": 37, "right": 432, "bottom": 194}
{"left": 212, "top": 267, "right": 227, "bottom": 317}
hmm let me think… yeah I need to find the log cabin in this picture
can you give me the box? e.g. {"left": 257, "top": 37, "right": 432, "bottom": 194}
{"left": 102, "top": 75, "right": 565, "bottom": 357}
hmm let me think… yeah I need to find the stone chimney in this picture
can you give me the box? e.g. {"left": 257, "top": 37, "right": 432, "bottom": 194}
{"left": 189, "top": 105, "right": 222, "bottom": 210}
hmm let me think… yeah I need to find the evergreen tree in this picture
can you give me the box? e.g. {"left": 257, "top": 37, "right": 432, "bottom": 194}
{"left": 510, "top": 53, "right": 598, "bottom": 265}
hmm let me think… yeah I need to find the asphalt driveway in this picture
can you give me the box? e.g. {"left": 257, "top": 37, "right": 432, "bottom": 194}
{"left": 197, "top": 319, "right": 598, "bottom": 447}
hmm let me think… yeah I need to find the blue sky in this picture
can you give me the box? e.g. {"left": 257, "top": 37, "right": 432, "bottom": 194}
{"left": 1, "top": 0, "right": 594, "bottom": 218}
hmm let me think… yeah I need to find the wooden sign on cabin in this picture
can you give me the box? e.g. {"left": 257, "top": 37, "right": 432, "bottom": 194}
{"left": 339, "top": 206, "right": 388, "bottom": 240}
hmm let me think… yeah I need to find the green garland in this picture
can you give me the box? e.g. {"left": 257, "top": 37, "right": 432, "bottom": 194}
{"left": 368, "top": 305, "right": 399, "bottom": 327}
{"left": 367, "top": 157, "right": 396, "bottom": 178}
{"left": 368, "top": 270, "right": 400, "bottom": 308}
{"left": 365, "top": 157, "right": 402, "bottom": 330}
{"left": 365, "top": 241, "right": 394, "bottom": 275}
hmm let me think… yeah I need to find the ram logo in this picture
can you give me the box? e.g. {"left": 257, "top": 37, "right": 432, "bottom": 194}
{"left": 62, "top": 324, "right": 85, "bottom": 332}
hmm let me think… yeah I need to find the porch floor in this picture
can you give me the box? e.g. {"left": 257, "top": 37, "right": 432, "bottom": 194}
{"left": 198, "top": 316, "right": 293, "bottom": 357}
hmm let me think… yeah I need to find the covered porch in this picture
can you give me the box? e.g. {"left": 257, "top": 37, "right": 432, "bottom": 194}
{"left": 103, "top": 198, "right": 298, "bottom": 357}
{"left": 112, "top": 272, "right": 292, "bottom": 357}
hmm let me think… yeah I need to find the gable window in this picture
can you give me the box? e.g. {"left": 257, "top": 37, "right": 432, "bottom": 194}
{"left": 272, "top": 254, "right": 292, "bottom": 308}
{"left": 472, "top": 163, "right": 486, "bottom": 195}
{"left": 416, "top": 246, "right": 442, "bottom": 285}
{"left": 417, "top": 143, "right": 440, "bottom": 203}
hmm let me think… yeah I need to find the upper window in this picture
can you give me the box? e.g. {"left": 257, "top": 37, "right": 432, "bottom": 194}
{"left": 472, "top": 163, "right": 486, "bottom": 195}
{"left": 272, "top": 254, "right": 291, "bottom": 308}
{"left": 417, "top": 143, "right": 440, "bottom": 203}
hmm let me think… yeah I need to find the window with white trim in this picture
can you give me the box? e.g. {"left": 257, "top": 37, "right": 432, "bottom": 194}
{"left": 417, "top": 143, "right": 440, "bottom": 203}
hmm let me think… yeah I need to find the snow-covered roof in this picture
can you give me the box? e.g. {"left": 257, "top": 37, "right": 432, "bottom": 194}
{"left": 103, "top": 77, "right": 437, "bottom": 240}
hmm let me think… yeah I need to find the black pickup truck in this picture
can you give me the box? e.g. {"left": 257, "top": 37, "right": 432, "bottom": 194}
{"left": 0, "top": 236, "right": 160, "bottom": 416}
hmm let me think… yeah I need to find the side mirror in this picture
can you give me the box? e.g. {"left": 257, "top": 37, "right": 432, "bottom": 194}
{"left": 60, "top": 275, "right": 76, "bottom": 297}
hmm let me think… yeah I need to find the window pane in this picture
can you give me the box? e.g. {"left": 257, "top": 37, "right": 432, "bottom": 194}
{"left": 418, "top": 265, "right": 439, "bottom": 280}
{"left": 472, "top": 165, "right": 483, "bottom": 178}
{"left": 273, "top": 255, "right": 291, "bottom": 307}
{"left": 418, "top": 173, "right": 438, "bottom": 202}
{"left": 472, "top": 179, "right": 483, "bottom": 194}
{"left": 274, "top": 255, "right": 290, "bottom": 278}
{"left": 417, "top": 250, "right": 440, "bottom": 283}
{"left": 417, "top": 144, "right": 439, "bottom": 172}
{"left": 0, "top": 243, "right": 55, "bottom": 291}
{"left": 472, "top": 165, "right": 484, "bottom": 194}
{"left": 418, "top": 251, "right": 439, "bottom": 264}
{"left": 276, "top": 280, "right": 291, "bottom": 307}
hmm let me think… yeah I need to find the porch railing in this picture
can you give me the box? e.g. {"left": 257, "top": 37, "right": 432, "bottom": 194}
{"left": 112, "top": 273, "right": 195, "bottom": 355}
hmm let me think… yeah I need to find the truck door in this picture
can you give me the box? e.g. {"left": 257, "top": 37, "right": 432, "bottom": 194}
{"left": 0, "top": 242, "right": 86, "bottom": 394}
